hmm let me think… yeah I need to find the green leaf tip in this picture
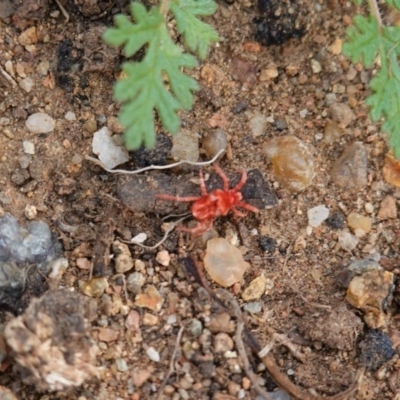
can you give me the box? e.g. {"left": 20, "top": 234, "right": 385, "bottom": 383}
{"left": 103, "top": 0, "right": 219, "bottom": 149}
{"left": 343, "top": 2, "right": 400, "bottom": 159}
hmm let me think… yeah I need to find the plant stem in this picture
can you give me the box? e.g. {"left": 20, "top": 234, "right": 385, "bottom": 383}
{"left": 160, "top": 0, "right": 169, "bottom": 16}
{"left": 367, "top": 0, "right": 383, "bottom": 29}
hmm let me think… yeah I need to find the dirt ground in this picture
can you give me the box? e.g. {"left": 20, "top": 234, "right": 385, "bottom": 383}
{"left": 1, "top": 0, "right": 400, "bottom": 399}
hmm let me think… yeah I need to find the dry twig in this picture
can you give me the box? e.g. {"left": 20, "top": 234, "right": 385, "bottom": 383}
{"left": 0, "top": 65, "right": 17, "bottom": 87}
{"left": 119, "top": 216, "right": 189, "bottom": 250}
{"left": 85, "top": 149, "right": 225, "bottom": 175}
{"left": 54, "top": 0, "right": 70, "bottom": 22}
{"left": 216, "top": 289, "right": 363, "bottom": 400}
{"left": 156, "top": 325, "right": 186, "bottom": 400}
{"left": 236, "top": 322, "right": 274, "bottom": 400}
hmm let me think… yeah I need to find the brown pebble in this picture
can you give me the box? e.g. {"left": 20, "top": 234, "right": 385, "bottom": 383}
{"left": 131, "top": 369, "right": 152, "bottom": 387}
{"left": 98, "top": 327, "right": 119, "bottom": 342}
{"left": 330, "top": 142, "right": 368, "bottom": 189}
{"left": 207, "top": 312, "right": 235, "bottom": 334}
{"left": 377, "top": 195, "right": 397, "bottom": 220}
{"left": 329, "top": 102, "right": 355, "bottom": 128}
{"left": 135, "top": 285, "right": 164, "bottom": 311}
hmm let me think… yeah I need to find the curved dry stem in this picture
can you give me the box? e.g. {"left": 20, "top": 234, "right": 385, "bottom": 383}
{"left": 85, "top": 149, "right": 225, "bottom": 175}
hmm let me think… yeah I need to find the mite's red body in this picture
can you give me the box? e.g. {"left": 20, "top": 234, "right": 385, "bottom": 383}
{"left": 156, "top": 166, "right": 259, "bottom": 236}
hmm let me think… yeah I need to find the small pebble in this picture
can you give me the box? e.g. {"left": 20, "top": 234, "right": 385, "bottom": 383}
{"left": 156, "top": 250, "right": 170, "bottom": 267}
{"left": 167, "top": 314, "right": 177, "bottom": 324}
{"left": 347, "top": 213, "right": 372, "bottom": 233}
{"left": 242, "top": 275, "right": 267, "bottom": 301}
{"left": 65, "top": 111, "right": 76, "bottom": 121}
{"left": 19, "top": 155, "right": 32, "bottom": 169}
{"left": 338, "top": 230, "right": 359, "bottom": 251}
{"left": 146, "top": 347, "right": 160, "bottom": 362}
{"left": 249, "top": 114, "right": 267, "bottom": 138}
{"left": 328, "top": 38, "right": 342, "bottom": 54}
{"left": 127, "top": 272, "right": 146, "bottom": 294}
{"left": 259, "top": 66, "right": 278, "bottom": 81}
{"left": 115, "top": 358, "right": 129, "bottom": 372}
{"left": 135, "top": 285, "right": 164, "bottom": 311}
{"left": 18, "top": 27, "right": 38, "bottom": 46}
{"left": 19, "top": 77, "right": 34, "bottom": 93}
{"left": 365, "top": 202, "right": 374, "bottom": 214}
{"left": 188, "top": 318, "right": 203, "bottom": 337}
{"left": 214, "top": 333, "right": 234, "bottom": 353}
{"left": 346, "top": 270, "right": 394, "bottom": 328}
{"left": 259, "top": 236, "right": 276, "bottom": 252}
{"left": 170, "top": 128, "right": 199, "bottom": 164}
{"left": 24, "top": 204, "right": 37, "bottom": 220}
{"left": 326, "top": 212, "right": 346, "bottom": 229}
{"left": 324, "top": 121, "right": 342, "bottom": 144}
{"left": 263, "top": 135, "right": 315, "bottom": 193}
{"left": 202, "top": 129, "right": 228, "bottom": 159}
{"left": 79, "top": 277, "right": 108, "bottom": 297}
{"left": 84, "top": 119, "right": 97, "bottom": 133}
{"left": 377, "top": 195, "right": 397, "bottom": 220}
{"left": 36, "top": 60, "right": 50, "bottom": 75}
{"left": 204, "top": 238, "right": 249, "bottom": 287}
{"left": 311, "top": 59, "right": 322, "bottom": 73}
{"left": 25, "top": 112, "right": 55, "bottom": 134}
{"left": 142, "top": 313, "right": 159, "bottom": 326}
{"left": 125, "top": 310, "right": 140, "bottom": 331}
{"left": 329, "top": 103, "right": 355, "bottom": 128}
{"left": 92, "top": 127, "right": 129, "bottom": 169}
{"left": 23, "top": 141, "right": 35, "bottom": 155}
{"left": 307, "top": 205, "right": 330, "bottom": 227}
{"left": 243, "top": 302, "right": 262, "bottom": 313}
{"left": 330, "top": 142, "right": 368, "bottom": 189}
{"left": 98, "top": 327, "right": 119, "bottom": 342}
{"left": 107, "top": 116, "right": 124, "bottom": 133}
{"left": 359, "top": 330, "right": 395, "bottom": 370}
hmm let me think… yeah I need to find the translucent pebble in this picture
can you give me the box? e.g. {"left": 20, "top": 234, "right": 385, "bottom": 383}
{"left": 202, "top": 129, "right": 227, "bottom": 158}
{"left": 204, "top": 238, "right": 249, "bottom": 287}
{"left": 263, "top": 136, "right": 314, "bottom": 193}
{"left": 25, "top": 112, "right": 55, "bottom": 134}
{"left": 307, "top": 205, "right": 330, "bottom": 227}
{"left": 347, "top": 213, "right": 372, "bottom": 233}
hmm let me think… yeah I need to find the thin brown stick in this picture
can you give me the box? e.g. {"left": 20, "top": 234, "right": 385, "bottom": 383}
{"left": 0, "top": 65, "right": 17, "bottom": 87}
{"left": 216, "top": 289, "right": 363, "bottom": 400}
{"left": 262, "top": 326, "right": 305, "bottom": 363}
{"left": 54, "top": 0, "right": 70, "bottom": 23}
{"left": 236, "top": 322, "right": 274, "bottom": 400}
{"left": 156, "top": 324, "right": 185, "bottom": 400}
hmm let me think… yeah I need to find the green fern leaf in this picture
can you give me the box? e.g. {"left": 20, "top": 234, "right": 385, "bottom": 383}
{"left": 342, "top": 15, "right": 380, "bottom": 67}
{"left": 171, "top": 0, "right": 219, "bottom": 59}
{"left": 386, "top": 0, "right": 400, "bottom": 10}
{"left": 103, "top": 3, "right": 202, "bottom": 149}
{"left": 343, "top": 5, "right": 400, "bottom": 159}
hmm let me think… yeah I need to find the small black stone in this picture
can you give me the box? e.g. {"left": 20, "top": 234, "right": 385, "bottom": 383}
{"left": 325, "top": 212, "right": 346, "bottom": 230}
{"left": 359, "top": 330, "right": 395, "bottom": 371}
{"left": 259, "top": 236, "right": 276, "bottom": 253}
{"left": 132, "top": 133, "right": 172, "bottom": 168}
